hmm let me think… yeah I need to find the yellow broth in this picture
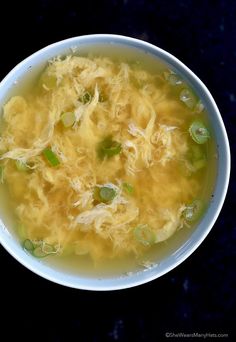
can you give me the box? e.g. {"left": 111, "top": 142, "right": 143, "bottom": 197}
{"left": 0, "top": 49, "right": 216, "bottom": 277}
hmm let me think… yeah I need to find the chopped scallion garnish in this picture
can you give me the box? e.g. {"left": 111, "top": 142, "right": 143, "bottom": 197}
{"left": 32, "top": 246, "right": 48, "bottom": 258}
{"left": 94, "top": 186, "right": 117, "bottom": 203}
{"left": 42, "top": 243, "right": 56, "bottom": 254}
{"left": 189, "top": 121, "right": 210, "bottom": 144}
{"left": 43, "top": 148, "right": 60, "bottom": 167}
{"left": 134, "top": 224, "right": 156, "bottom": 246}
{"left": 99, "top": 186, "right": 116, "bottom": 202}
{"left": 23, "top": 239, "right": 35, "bottom": 251}
{"left": 183, "top": 200, "right": 203, "bottom": 222}
{"left": 194, "top": 100, "right": 204, "bottom": 113}
{"left": 61, "top": 112, "right": 76, "bottom": 127}
{"left": 97, "top": 136, "right": 122, "bottom": 159}
{"left": 80, "top": 91, "right": 92, "bottom": 104}
{"left": 180, "top": 89, "right": 196, "bottom": 109}
{"left": 23, "top": 239, "right": 56, "bottom": 258}
{"left": 164, "top": 71, "right": 182, "bottom": 86}
{"left": 100, "top": 187, "right": 116, "bottom": 202}
{"left": 33, "top": 242, "right": 56, "bottom": 258}
{"left": 122, "top": 182, "right": 134, "bottom": 194}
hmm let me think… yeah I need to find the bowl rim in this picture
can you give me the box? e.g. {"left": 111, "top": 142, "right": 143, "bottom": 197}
{"left": 0, "top": 34, "right": 231, "bottom": 291}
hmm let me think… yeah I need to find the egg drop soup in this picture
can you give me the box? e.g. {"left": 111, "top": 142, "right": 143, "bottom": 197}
{"left": 0, "top": 50, "right": 216, "bottom": 276}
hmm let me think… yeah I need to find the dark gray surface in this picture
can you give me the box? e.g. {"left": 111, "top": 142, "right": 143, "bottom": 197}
{"left": 0, "top": 0, "right": 235, "bottom": 340}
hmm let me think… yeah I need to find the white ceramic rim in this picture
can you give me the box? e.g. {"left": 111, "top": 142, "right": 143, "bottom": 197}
{"left": 0, "top": 34, "right": 230, "bottom": 291}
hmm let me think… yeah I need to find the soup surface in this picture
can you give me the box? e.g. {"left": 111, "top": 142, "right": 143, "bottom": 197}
{"left": 0, "top": 52, "right": 215, "bottom": 275}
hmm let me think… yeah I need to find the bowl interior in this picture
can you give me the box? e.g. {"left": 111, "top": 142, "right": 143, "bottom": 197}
{"left": 0, "top": 35, "right": 230, "bottom": 290}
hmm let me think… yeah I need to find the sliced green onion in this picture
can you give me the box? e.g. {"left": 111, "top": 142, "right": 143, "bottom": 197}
{"left": 43, "top": 148, "right": 60, "bottom": 167}
{"left": 189, "top": 121, "right": 210, "bottom": 144}
{"left": 164, "top": 72, "right": 182, "bottom": 86}
{"left": 32, "top": 246, "right": 48, "bottom": 258}
{"left": 23, "top": 239, "right": 56, "bottom": 258}
{"left": 134, "top": 224, "right": 156, "bottom": 246}
{"left": 123, "top": 182, "right": 134, "bottom": 194}
{"left": 102, "top": 142, "right": 121, "bottom": 158}
{"left": 94, "top": 186, "right": 117, "bottom": 203}
{"left": 100, "top": 187, "right": 116, "bottom": 202}
{"left": 183, "top": 200, "right": 203, "bottom": 222}
{"left": 0, "top": 165, "right": 4, "bottom": 184}
{"left": 180, "top": 89, "right": 196, "bottom": 109}
{"left": 61, "top": 112, "right": 75, "bottom": 127}
{"left": 23, "top": 239, "right": 35, "bottom": 252}
{"left": 42, "top": 243, "right": 56, "bottom": 254}
{"left": 97, "top": 136, "right": 122, "bottom": 159}
{"left": 194, "top": 100, "right": 204, "bottom": 113}
{"left": 15, "top": 160, "right": 29, "bottom": 171}
{"left": 79, "top": 91, "right": 92, "bottom": 104}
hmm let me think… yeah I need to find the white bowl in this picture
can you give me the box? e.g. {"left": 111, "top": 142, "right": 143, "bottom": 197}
{"left": 0, "top": 34, "right": 230, "bottom": 290}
